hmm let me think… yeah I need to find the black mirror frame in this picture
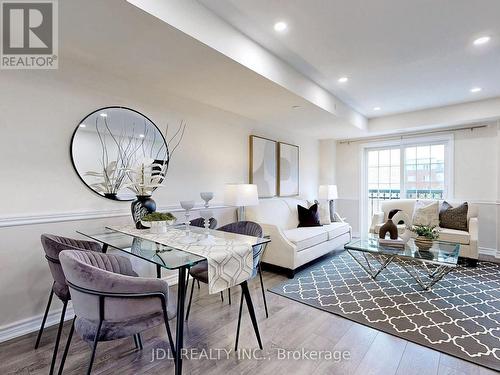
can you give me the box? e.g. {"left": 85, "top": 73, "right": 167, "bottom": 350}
{"left": 70, "top": 106, "right": 169, "bottom": 202}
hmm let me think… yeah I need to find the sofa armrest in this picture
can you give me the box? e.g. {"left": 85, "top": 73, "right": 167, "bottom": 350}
{"left": 261, "top": 223, "right": 294, "bottom": 249}
{"left": 469, "top": 217, "right": 478, "bottom": 242}
{"left": 369, "top": 212, "right": 385, "bottom": 233}
{"left": 333, "top": 212, "right": 345, "bottom": 223}
{"left": 260, "top": 223, "right": 297, "bottom": 269}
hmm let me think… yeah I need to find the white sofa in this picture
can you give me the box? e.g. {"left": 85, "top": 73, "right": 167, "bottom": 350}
{"left": 370, "top": 199, "right": 478, "bottom": 260}
{"left": 247, "top": 197, "right": 351, "bottom": 277}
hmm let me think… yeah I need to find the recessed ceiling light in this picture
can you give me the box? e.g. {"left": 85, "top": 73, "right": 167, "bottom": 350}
{"left": 473, "top": 36, "right": 490, "bottom": 46}
{"left": 99, "top": 113, "right": 107, "bottom": 117}
{"left": 470, "top": 87, "right": 482, "bottom": 93}
{"left": 139, "top": 134, "right": 145, "bottom": 138}
{"left": 338, "top": 77, "right": 348, "bottom": 83}
{"left": 373, "top": 107, "right": 381, "bottom": 111}
{"left": 274, "top": 21, "right": 287, "bottom": 32}
{"left": 79, "top": 123, "right": 86, "bottom": 128}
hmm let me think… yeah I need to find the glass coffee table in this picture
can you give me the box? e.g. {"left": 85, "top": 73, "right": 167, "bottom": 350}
{"left": 344, "top": 236, "right": 460, "bottom": 290}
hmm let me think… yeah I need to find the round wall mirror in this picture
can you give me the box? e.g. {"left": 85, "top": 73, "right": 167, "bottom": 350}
{"left": 71, "top": 106, "right": 169, "bottom": 201}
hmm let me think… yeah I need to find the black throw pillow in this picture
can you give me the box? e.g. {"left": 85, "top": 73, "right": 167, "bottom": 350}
{"left": 297, "top": 203, "right": 321, "bottom": 227}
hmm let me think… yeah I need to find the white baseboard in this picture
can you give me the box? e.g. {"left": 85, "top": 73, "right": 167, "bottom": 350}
{"left": 479, "top": 247, "right": 499, "bottom": 257}
{"left": 0, "top": 274, "right": 179, "bottom": 344}
{"left": 0, "top": 304, "right": 75, "bottom": 344}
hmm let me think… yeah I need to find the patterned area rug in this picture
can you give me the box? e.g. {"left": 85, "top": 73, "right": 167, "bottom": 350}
{"left": 269, "top": 251, "right": 500, "bottom": 371}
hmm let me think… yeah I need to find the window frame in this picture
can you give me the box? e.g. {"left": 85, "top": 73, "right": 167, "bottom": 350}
{"left": 360, "top": 134, "right": 454, "bottom": 234}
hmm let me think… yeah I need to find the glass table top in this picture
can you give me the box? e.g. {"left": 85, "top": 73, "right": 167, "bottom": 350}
{"left": 345, "top": 235, "right": 460, "bottom": 266}
{"left": 78, "top": 226, "right": 270, "bottom": 270}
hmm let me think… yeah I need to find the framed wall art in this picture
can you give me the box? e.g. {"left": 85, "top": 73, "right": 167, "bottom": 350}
{"left": 278, "top": 142, "right": 299, "bottom": 196}
{"left": 249, "top": 135, "right": 278, "bottom": 198}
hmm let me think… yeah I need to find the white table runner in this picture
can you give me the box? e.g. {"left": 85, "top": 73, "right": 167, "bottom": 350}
{"left": 108, "top": 225, "right": 254, "bottom": 294}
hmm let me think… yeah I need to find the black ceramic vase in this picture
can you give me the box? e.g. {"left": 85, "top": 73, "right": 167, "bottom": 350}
{"left": 131, "top": 195, "right": 156, "bottom": 229}
{"left": 379, "top": 219, "right": 398, "bottom": 240}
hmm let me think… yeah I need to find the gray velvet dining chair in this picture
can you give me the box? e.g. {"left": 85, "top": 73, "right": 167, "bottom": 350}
{"left": 185, "top": 221, "right": 268, "bottom": 350}
{"left": 189, "top": 217, "right": 217, "bottom": 229}
{"left": 37, "top": 234, "right": 102, "bottom": 375}
{"left": 57, "top": 250, "right": 176, "bottom": 375}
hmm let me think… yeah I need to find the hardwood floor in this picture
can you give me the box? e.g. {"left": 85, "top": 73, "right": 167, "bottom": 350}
{"left": 0, "top": 271, "right": 497, "bottom": 375}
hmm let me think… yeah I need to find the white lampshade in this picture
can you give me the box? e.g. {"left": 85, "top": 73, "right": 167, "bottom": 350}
{"left": 224, "top": 184, "right": 259, "bottom": 207}
{"left": 319, "top": 185, "right": 338, "bottom": 200}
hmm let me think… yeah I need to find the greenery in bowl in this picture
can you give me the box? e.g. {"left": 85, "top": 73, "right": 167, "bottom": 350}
{"left": 411, "top": 225, "right": 439, "bottom": 240}
{"left": 142, "top": 212, "right": 176, "bottom": 222}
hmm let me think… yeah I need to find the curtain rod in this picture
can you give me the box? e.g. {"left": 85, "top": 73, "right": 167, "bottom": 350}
{"left": 338, "top": 124, "right": 488, "bottom": 144}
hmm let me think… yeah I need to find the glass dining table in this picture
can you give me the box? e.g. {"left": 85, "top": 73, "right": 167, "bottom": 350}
{"left": 78, "top": 225, "right": 270, "bottom": 375}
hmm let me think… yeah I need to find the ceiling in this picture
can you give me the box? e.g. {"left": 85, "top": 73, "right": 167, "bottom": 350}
{"left": 58, "top": 0, "right": 357, "bottom": 139}
{"left": 199, "top": 0, "right": 500, "bottom": 118}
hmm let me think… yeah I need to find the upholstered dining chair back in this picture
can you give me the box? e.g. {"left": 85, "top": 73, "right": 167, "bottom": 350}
{"left": 217, "top": 221, "right": 264, "bottom": 277}
{"left": 190, "top": 217, "right": 217, "bottom": 229}
{"left": 59, "top": 250, "right": 171, "bottom": 323}
{"left": 40, "top": 234, "right": 102, "bottom": 301}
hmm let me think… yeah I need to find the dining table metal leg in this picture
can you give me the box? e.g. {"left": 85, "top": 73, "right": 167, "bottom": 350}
{"left": 185, "top": 271, "right": 190, "bottom": 295}
{"left": 241, "top": 281, "right": 263, "bottom": 350}
{"left": 175, "top": 266, "right": 187, "bottom": 375}
{"left": 156, "top": 264, "right": 161, "bottom": 279}
{"left": 258, "top": 266, "right": 269, "bottom": 318}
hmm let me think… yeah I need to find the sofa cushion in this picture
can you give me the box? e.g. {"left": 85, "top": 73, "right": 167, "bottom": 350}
{"left": 438, "top": 228, "right": 470, "bottom": 245}
{"left": 440, "top": 201, "right": 468, "bottom": 231}
{"left": 317, "top": 200, "right": 332, "bottom": 225}
{"left": 297, "top": 203, "right": 321, "bottom": 227}
{"left": 412, "top": 200, "right": 440, "bottom": 227}
{"left": 324, "top": 222, "right": 350, "bottom": 240}
{"left": 283, "top": 227, "right": 329, "bottom": 251}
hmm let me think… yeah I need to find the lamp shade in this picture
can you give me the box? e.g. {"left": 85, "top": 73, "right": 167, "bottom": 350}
{"left": 319, "top": 185, "right": 338, "bottom": 200}
{"left": 224, "top": 184, "right": 259, "bottom": 207}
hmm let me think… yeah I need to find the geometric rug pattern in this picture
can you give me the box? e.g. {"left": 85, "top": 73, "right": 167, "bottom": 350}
{"left": 269, "top": 251, "right": 500, "bottom": 371}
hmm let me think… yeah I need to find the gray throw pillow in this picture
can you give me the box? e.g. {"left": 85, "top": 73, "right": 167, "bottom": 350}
{"left": 439, "top": 201, "right": 468, "bottom": 231}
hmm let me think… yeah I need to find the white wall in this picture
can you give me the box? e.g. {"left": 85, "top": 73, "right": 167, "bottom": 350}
{"left": 328, "top": 124, "right": 500, "bottom": 255}
{"left": 0, "top": 60, "right": 319, "bottom": 338}
{"left": 319, "top": 139, "right": 336, "bottom": 185}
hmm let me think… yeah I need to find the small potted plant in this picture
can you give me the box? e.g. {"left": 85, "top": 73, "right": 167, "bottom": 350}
{"left": 141, "top": 212, "right": 176, "bottom": 234}
{"left": 411, "top": 225, "right": 439, "bottom": 251}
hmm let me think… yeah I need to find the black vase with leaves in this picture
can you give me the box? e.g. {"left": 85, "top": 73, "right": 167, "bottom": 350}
{"left": 131, "top": 195, "right": 156, "bottom": 229}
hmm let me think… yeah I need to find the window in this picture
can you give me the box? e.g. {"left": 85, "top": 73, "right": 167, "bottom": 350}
{"left": 367, "top": 148, "right": 400, "bottom": 219}
{"left": 364, "top": 137, "right": 452, "bottom": 228}
{"left": 404, "top": 144, "right": 445, "bottom": 199}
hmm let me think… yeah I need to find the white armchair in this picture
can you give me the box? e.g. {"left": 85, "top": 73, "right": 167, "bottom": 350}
{"left": 370, "top": 199, "right": 479, "bottom": 262}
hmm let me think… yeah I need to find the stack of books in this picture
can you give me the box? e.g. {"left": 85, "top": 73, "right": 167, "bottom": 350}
{"left": 378, "top": 237, "right": 405, "bottom": 248}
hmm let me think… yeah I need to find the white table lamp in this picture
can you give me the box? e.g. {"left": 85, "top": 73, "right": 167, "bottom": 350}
{"left": 319, "top": 185, "right": 338, "bottom": 200}
{"left": 224, "top": 184, "right": 259, "bottom": 221}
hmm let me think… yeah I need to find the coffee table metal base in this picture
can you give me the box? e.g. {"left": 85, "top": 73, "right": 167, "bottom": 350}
{"left": 346, "top": 250, "right": 396, "bottom": 279}
{"left": 397, "top": 262, "right": 453, "bottom": 290}
{"left": 345, "top": 250, "right": 453, "bottom": 291}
